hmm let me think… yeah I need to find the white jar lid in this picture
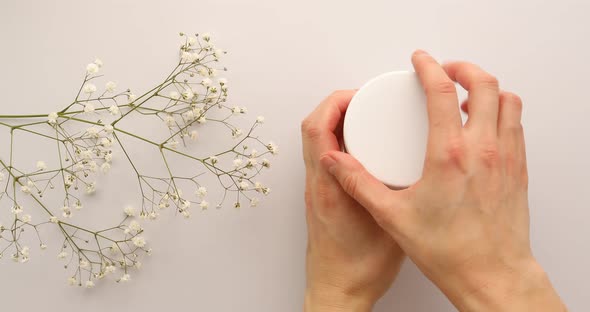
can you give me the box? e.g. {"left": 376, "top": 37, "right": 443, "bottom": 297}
{"left": 343, "top": 71, "right": 429, "bottom": 189}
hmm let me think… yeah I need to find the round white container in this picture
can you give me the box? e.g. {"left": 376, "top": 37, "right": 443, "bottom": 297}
{"left": 343, "top": 71, "right": 429, "bottom": 189}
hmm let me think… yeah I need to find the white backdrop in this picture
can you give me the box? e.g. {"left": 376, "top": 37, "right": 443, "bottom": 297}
{"left": 1, "top": 0, "right": 589, "bottom": 311}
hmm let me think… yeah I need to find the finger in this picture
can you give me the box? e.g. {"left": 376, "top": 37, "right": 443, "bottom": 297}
{"left": 498, "top": 92, "right": 527, "bottom": 185}
{"left": 320, "top": 150, "right": 405, "bottom": 230}
{"left": 498, "top": 92, "right": 523, "bottom": 131}
{"left": 411, "top": 50, "right": 463, "bottom": 147}
{"left": 301, "top": 90, "right": 356, "bottom": 169}
{"left": 443, "top": 61, "right": 500, "bottom": 137}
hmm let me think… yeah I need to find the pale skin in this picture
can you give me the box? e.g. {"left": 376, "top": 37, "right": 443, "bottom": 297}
{"left": 302, "top": 50, "right": 567, "bottom": 311}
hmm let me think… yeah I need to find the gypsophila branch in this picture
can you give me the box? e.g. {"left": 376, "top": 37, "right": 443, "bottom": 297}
{"left": 0, "top": 32, "right": 276, "bottom": 288}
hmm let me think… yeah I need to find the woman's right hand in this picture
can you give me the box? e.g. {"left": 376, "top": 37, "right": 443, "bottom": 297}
{"left": 320, "top": 50, "right": 566, "bottom": 311}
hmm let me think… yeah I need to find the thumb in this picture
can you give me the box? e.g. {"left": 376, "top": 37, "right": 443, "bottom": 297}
{"left": 319, "top": 150, "right": 400, "bottom": 225}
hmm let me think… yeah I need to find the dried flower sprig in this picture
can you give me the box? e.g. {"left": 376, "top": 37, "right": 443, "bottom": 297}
{"left": 0, "top": 32, "right": 276, "bottom": 287}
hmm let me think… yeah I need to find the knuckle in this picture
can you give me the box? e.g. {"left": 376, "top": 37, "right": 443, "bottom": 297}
{"left": 341, "top": 172, "right": 360, "bottom": 199}
{"left": 442, "top": 137, "right": 468, "bottom": 168}
{"left": 479, "top": 143, "right": 500, "bottom": 168}
{"left": 503, "top": 92, "right": 522, "bottom": 105}
{"left": 428, "top": 80, "right": 457, "bottom": 95}
{"left": 300, "top": 118, "right": 321, "bottom": 140}
{"left": 475, "top": 74, "right": 499, "bottom": 91}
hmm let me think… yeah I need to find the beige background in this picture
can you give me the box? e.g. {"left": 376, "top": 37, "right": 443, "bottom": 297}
{"left": 1, "top": 0, "right": 588, "bottom": 311}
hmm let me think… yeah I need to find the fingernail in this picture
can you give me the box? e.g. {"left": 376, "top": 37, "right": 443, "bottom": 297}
{"left": 319, "top": 154, "right": 337, "bottom": 174}
{"left": 414, "top": 49, "right": 429, "bottom": 56}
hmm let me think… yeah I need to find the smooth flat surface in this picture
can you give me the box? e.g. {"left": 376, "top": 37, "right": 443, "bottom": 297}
{"left": 1, "top": 1, "right": 589, "bottom": 311}
{"left": 344, "top": 71, "right": 428, "bottom": 189}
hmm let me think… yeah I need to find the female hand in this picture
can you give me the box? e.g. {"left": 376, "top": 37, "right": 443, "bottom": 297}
{"left": 302, "top": 90, "right": 405, "bottom": 312}
{"left": 320, "top": 51, "right": 566, "bottom": 311}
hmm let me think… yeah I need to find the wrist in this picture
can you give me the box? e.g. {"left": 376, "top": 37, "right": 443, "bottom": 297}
{"left": 304, "top": 284, "right": 376, "bottom": 312}
{"left": 443, "top": 257, "right": 565, "bottom": 311}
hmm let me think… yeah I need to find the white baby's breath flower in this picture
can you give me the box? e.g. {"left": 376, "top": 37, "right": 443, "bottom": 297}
{"left": 247, "top": 158, "right": 258, "bottom": 167}
{"left": 181, "top": 111, "right": 194, "bottom": 123}
{"left": 88, "top": 161, "right": 98, "bottom": 172}
{"left": 196, "top": 186, "right": 207, "bottom": 198}
{"left": 86, "top": 182, "right": 96, "bottom": 194}
{"left": 80, "top": 150, "right": 92, "bottom": 160}
{"left": 86, "top": 127, "right": 99, "bottom": 138}
{"left": 48, "top": 112, "right": 58, "bottom": 125}
{"left": 132, "top": 236, "right": 146, "bottom": 248}
{"left": 94, "top": 58, "right": 103, "bottom": 68}
{"left": 197, "top": 67, "right": 209, "bottom": 77}
{"left": 197, "top": 116, "right": 207, "bottom": 123}
{"left": 239, "top": 181, "right": 249, "bottom": 190}
{"left": 267, "top": 142, "right": 278, "bottom": 155}
{"left": 105, "top": 81, "right": 117, "bottom": 92}
{"left": 181, "top": 210, "right": 191, "bottom": 218}
{"left": 100, "top": 138, "right": 113, "bottom": 148}
{"left": 181, "top": 89, "right": 194, "bottom": 100}
{"left": 21, "top": 246, "right": 30, "bottom": 257}
{"left": 61, "top": 206, "right": 72, "bottom": 218}
{"left": 201, "top": 78, "right": 212, "bottom": 87}
{"left": 199, "top": 200, "right": 209, "bottom": 210}
{"left": 100, "top": 162, "right": 111, "bottom": 173}
{"left": 104, "top": 124, "right": 114, "bottom": 134}
{"left": 250, "top": 197, "right": 259, "bottom": 207}
{"left": 232, "top": 129, "right": 243, "bottom": 138}
{"left": 50, "top": 216, "right": 58, "bottom": 223}
{"left": 128, "top": 93, "right": 136, "bottom": 101}
{"left": 11, "top": 206, "right": 23, "bottom": 215}
{"left": 104, "top": 153, "right": 113, "bottom": 163}
{"left": 22, "top": 214, "right": 32, "bottom": 223}
{"left": 214, "top": 49, "right": 224, "bottom": 58}
{"left": 119, "top": 274, "right": 131, "bottom": 282}
{"left": 68, "top": 277, "right": 77, "bottom": 286}
{"left": 169, "top": 91, "right": 180, "bottom": 99}
{"left": 232, "top": 106, "right": 241, "bottom": 115}
{"left": 74, "top": 201, "right": 83, "bottom": 210}
{"left": 79, "top": 259, "right": 89, "bottom": 268}
{"left": 86, "top": 63, "right": 99, "bottom": 74}
{"left": 105, "top": 265, "right": 116, "bottom": 274}
{"left": 36, "top": 160, "right": 47, "bottom": 171}
{"left": 148, "top": 211, "right": 158, "bottom": 220}
{"left": 233, "top": 158, "right": 243, "bottom": 168}
{"left": 129, "top": 220, "right": 142, "bottom": 232}
{"left": 124, "top": 206, "right": 136, "bottom": 217}
{"left": 201, "top": 33, "right": 211, "bottom": 41}
{"left": 261, "top": 158, "right": 271, "bottom": 168}
{"left": 85, "top": 281, "right": 95, "bottom": 288}
{"left": 218, "top": 78, "right": 227, "bottom": 85}
{"left": 83, "top": 83, "right": 97, "bottom": 94}
{"left": 256, "top": 116, "right": 265, "bottom": 123}
{"left": 100, "top": 137, "right": 112, "bottom": 148}
{"left": 187, "top": 36, "right": 197, "bottom": 45}
{"left": 180, "top": 51, "right": 191, "bottom": 62}
{"left": 84, "top": 103, "right": 95, "bottom": 113}
{"left": 165, "top": 115, "right": 175, "bottom": 127}
{"left": 20, "top": 185, "right": 31, "bottom": 194}
{"left": 57, "top": 251, "right": 68, "bottom": 259}
{"left": 110, "top": 243, "right": 120, "bottom": 254}
{"left": 189, "top": 130, "right": 198, "bottom": 140}
{"left": 40, "top": 243, "right": 47, "bottom": 250}
{"left": 108, "top": 105, "right": 120, "bottom": 115}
